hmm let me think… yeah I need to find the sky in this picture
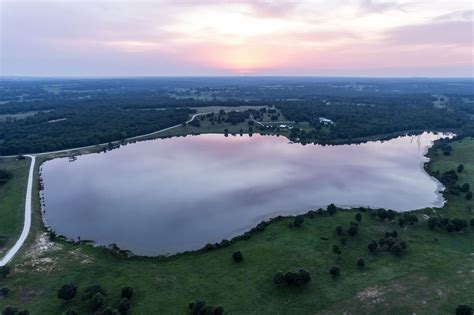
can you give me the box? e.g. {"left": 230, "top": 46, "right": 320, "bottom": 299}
{"left": 0, "top": 0, "right": 473, "bottom": 77}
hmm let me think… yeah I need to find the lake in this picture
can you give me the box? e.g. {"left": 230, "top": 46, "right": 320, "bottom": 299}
{"left": 41, "top": 132, "right": 447, "bottom": 255}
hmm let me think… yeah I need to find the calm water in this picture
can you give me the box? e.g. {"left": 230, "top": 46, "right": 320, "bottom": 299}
{"left": 41, "top": 132, "right": 447, "bottom": 255}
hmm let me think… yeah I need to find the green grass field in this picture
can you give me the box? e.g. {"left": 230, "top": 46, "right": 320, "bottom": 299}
{"left": 0, "top": 158, "right": 30, "bottom": 255}
{"left": 1, "top": 137, "right": 473, "bottom": 314}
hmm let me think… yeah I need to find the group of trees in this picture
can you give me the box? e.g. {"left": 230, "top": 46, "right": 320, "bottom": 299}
{"left": 428, "top": 217, "right": 471, "bottom": 233}
{"left": 56, "top": 283, "right": 134, "bottom": 314}
{"left": 367, "top": 231, "right": 407, "bottom": 256}
{"left": 188, "top": 300, "right": 224, "bottom": 315}
{"left": 273, "top": 269, "right": 311, "bottom": 287}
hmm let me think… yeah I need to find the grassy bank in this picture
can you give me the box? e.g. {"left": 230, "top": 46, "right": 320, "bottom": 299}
{"left": 1, "top": 138, "right": 473, "bottom": 314}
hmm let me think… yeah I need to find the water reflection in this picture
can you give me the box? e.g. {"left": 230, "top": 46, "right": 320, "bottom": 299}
{"left": 41, "top": 132, "right": 447, "bottom": 255}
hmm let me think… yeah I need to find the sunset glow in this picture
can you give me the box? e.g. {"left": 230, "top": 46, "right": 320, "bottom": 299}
{"left": 1, "top": 0, "right": 473, "bottom": 76}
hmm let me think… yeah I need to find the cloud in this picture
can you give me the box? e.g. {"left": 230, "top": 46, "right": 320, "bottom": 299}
{"left": 386, "top": 20, "right": 474, "bottom": 46}
{"left": 434, "top": 9, "right": 474, "bottom": 21}
{"left": 359, "top": 0, "right": 403, "bottom": 13}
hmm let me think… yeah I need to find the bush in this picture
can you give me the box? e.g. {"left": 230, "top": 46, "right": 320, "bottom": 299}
{"left": 455, "top": 305, "right": 473, "bottom": 315}
{"left": 66, "top": 309, "right": 78, "bottom": 315}
{"left": 391, "top": 244, "right": 404, "bottom": 256}
{"left": 457, "top": 164, "right": 464, "bottom": 173}
{"left": 272, "top": 272, "right": 285, "bottom": 285}
{"left": 118, "top": 298, "right": 130, "bottom": 314}
{"left": 466, "top": 191, "right": 473, "bottom": 200}
{"left": 2, "top": 306, "right": 18, "bottom": 315}
{"left": 470, "top": 218, "right": 474, "bottom": 227}
{"left": 329, "top": 266, "right": 340, "bottom": 278}
{"left": 102, "top": 307, "right": 119, "bottom": 315}
{"left": 0, "top": 266, "right": 11, "bottom": 279}
{"left": 355, "top": 213, "right": 362, "bottom": 222}
{"left": 82, "top": 284, "right": 106, "bottom": 301}
{"left": 273, "top": 269, "right": 311, "bottom": 286}
{"left": 348, "top": 225, "right": 358, "bottom": 236}
{"left": 460, "top": 183, "right": 470, "bottom": 193}
{"left": 332, "top": 245, "right": 342, "bottom": 255}
{"left": 188, "top": 301, "right": 223, "bottom": 315}
{"left": 0, "top": 287, "right": 10, "bottom": 297}
{"left": 232, "top": 251, "right": 243, "bottom": 263}
{"left": 335, "top": 225, "right": 344, "bottom": 235}
{"left": 327, "top": 203, "right": 337, "bottom": 216}
{"left": 451, "top": 218, "right": 468, "bottom": 232}
{"left": 428, "top": 217, "right": 438, "bottom": 230}
{"left": 357, "top": 258, "right": 365, "bottom": 269}
{"left": 121, "top": 286, "right": 134, "bottom": 299}
{"left": 368, "top": 240, "right": 378, "bottom": 253}
{"left": 91, "top": 292, "right": 104, "bottom": 311}
{"left": 18, "top": 311, "right": 29, "bottom": 315}
{"left": 57, "top": 283, "right": 77, "bottom": 301}
{"left": 291, "top": 215, "right": 304, "bottom": 228}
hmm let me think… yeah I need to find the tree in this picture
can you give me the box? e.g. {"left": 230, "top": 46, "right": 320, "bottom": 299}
{"left": 455, "top": 305, "right": 473, "bottom": 315}
{"left": 452, "top": 218, "right": 468, "bottom": 232}
{"left": 466, "top": 191, "right": 473, "bottom": 200}
{"left": 332, "top": 245, "right": 342, "bottom": 255}
{"left": 82, "top": 284, "right": 106, "bottom": 301}
{"left": 391, "top": 243, "right": 404, "bottom": 256}
{"left": 121, "top": 286, "right": 134, "bottom": 299}
{"left": 460, "top": 183, "right": 470, "bottom": 193}
{"left": 327, "top": 204, "right": 337, "bottom": 216}
{"left": 428, "top": 217, "right": 438, "bottom": 230}
{"left": 118, "top": 298, "right": 130, "bottom": 314}
{"left": 348, "top": 225, "right": 358, "bottom": 236}
{"left": 232, "top": 251, "right": 243, "bottom": 262}
{"left": 357, "top": 257, "right": 365, "bottom": 269}
{"left": 470, "top": 218, "right": 474, "bottom": 227}
{"left": 0, "top": 266, "right": 10, "bottom": 278}
{"left": 368, "top": 240, "right": 378, "bottom": 253}
{"left": 91, "top": 292, "right": 104, "bottom": 311}
{"left": 355, "top": 213, "right": 362, "bottom": 222}
{"left": 0, "top": 287, "right": 10, "bottom": 297}
{"left": 457, "top": 164, "right": 464, "bottom": 173}
{"left": 291, "top": 215, "right": 304, "bottom": 228}
{"left": 335, "top": 225, "right": 344, "bottom": 236}
{"left": 2, "top": 306, "right": 18, "bottom": 315}
{"left": 273, "top": 272, "right": 285, "bottom": 285}
{"left": 329, "top": 266, "right": 340, "bottom": 278}
{"left": 57, "top": 283, "right": 77, "bottom": 301}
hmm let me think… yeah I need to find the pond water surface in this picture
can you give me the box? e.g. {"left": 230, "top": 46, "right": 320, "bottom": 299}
{"left": 41, "top": 132, "right": 447, "bottom": 255}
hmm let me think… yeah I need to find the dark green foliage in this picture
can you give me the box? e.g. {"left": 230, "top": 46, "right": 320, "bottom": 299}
{"left": 0, "top": 169, "right": 13, "bottom": 186}
{"left": 0, "top": 287, "right": 10, "bottom": 296}
{"left": 402, "top": 213, "right": 418, "bottom": 226}
{"left": 355, "top": 213, "right": 362, "bottom": 222}
{"left": 335, "top": 225, "right": 343, "bottom": 235}
{"left": 455, "top": 305, "right": 473, "bottom": 315}
{"left": 451, "top": 218, "right": 468, "bottom": 232}
{"left": 118, "top": 298, "right": 130, "bottom": 314}
{"left": 66, "top": 309, "right": 78, "bottom": 315}
{"left": 391, "top": 243, "right": 404, "bottom": 256}
{"left": 466, "top": 191, "right": 473, "bottom": 200}
{"left": 188, "top": 119, "right": 200, "bottom": 127}
{"left": 357, "top": 257, "right": 365, "bottom": 269}
{"left": 232, "top": 251, "right": 243, "bottom": 262}
{"left": 82, "top": 284, "right": 106, "bottom": 301}
{"left": 121, "top": 286, "right": 134, "bottom": 299}
{"left": 2, "top": 306, "right": 18, "bottom": 315}
{"left": 57, "top": 283, "right": 77, "bottom": 301}
{"left": 340, "top": 237, "right": 347, "bottom": 246}
{"left": 290, "top": 215, "right": 304, "bottom": 228}
{"left": 460, "top": 183, "right": 470, "bottom": 193}
{"left": 446, "top": 222, "right": 455, "bottom": 233}
{"left": 332, "top": 245, "right": 342, "bottom": 255}
{"left": 188, "top": 300, "right": 223, "bottom": 315}
{"left": 470, "top": 218, "right": 474, "bottom": 227}
{"left": 385, "top": 230, "right": 398, "bottom": 238}
{"left": 18, "top": 311, "right": 29, "bottom": 315}
{"left": 457, "top": 164, "right": 464, "bottom": 173}
{"left": 273, "top": 269, "right": 311, "bottom": 286}
{"left": 327, "top": 204, "right": 337, "bottom": 216}
{"left": 0, "top": 266, "right": 11, "bottom": 279}
{"left": 348, "top": 225, "right": 358, "bottom": 236}
{"left": 329, "top": 266, "right": 340, "bottom": 278}
{"left": 428, "top": 217, "right": 438, "bottom": 230}
{"left": 368, "top": 240, "right": 378, "bottom": 253}
{"left": 102, "top": 307, "right": 119, "bottom": 315}
{"left": 91, "top": 292, "right": 104, "bottom": 311}
{"left": 440, "top": 170, "right": 459, "bottom": 191}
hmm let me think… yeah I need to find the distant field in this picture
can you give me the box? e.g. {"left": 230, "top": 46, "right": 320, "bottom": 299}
{"left": 191, "top": 105, "right": 268, "bottom": 113}
{"left": 0, "top": 136, "right": 473, "bottom": 313}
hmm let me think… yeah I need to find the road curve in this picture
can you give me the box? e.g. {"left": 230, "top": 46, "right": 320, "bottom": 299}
{"left": 0, "top": 155, "right": 35, "bottom": 267}
{"left": 0, "top": 112, "right": 209, "bottom": 265}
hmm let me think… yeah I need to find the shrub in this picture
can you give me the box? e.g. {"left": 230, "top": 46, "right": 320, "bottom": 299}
{"left": 2, "top": 306, "right": 18, "bottom": 315}
{"left": 0, "top": 266, "right": 10, "bottom": 279}
{"left": 368, "top": 240, "right": 378, "bottom": 253}
{"left": 118, "top": 298, "right": 130, "bottom": 314}
{"left": 327, "top": 203, "right": 337, "bottom": 216}
{"left": 57, "top": 283, "right": 77, "bottom": 301}
{"left": 335, "top": 225, "right": 344, "bottom": 236}
{"left": 340, "top": 237, "right": 347, "bottom": 246}
{"left": 329, "top": 266, "right": 340, "bottom": 278}
{"left": 0, "top": 287, "right": 10, "bottom": 297}
{"left": 274, "top": 269, "right": 311, "bottom": 286}
{"left": 18, "top": 311, "right": 29, "bottom": 315}
{"left": 466, "top": 191, "right": 473, "bottom": 200}
{"left": 460, "top": 183, "right": 470, "bottom": 193}
{"left": 291, "top": 215, "right": 304, "bottom": 228}
{"left": 355, "top": 213, "right": 362, "bottom": 222}
{"left": 470, "top": 218, "right": 474, "bottom": 227}
{"left": 82, "top": 284, "right": 106, "bottom": 301}
{"left": 451, "top": 218, "right": 468, "bottom": 232}
{"left": 121, "top": 286, "right": 134, "bottom": 299}
{"left": 232, "top": 251, "right": 243, "bottom": 263}
{"left": 332, "top": 245, "right": 342, "bottom": 255}
{"left": 391, "top": 244, "right": 404, "bottom": 256}
{"left": 66, "top": 309, "right": 78, "bottom": 315}
{"left": 188, "top": 301, "right": 223, "bottom": 315}
{"left": 272, "top": 272, "right": 285, "bottom": 285}
{"left": 348, "top": 225, "right": 358, "bottom": 236}
{"left": 457, "top": 164, "right": 464, "bottom": 173}
{"left": 102, "top": 307, "right": 119, "bottom": 315}
{"left": 446, "top": 222, "right": 455, "bottom": 233}
{"left": 428, "top": 217, "right": 438, "bottom": 230}
{"left": 455, "top": 305, "right": 473, "bottom": 315}
{"left": 357, "top": 257, "right": 365, "bottom": 269}
{"left": 91, "top": 292, "right": 104, "bottom": 311}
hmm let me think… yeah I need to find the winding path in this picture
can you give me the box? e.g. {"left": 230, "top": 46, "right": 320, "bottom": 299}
{"left": 0, "top": 112, "right": 209, "bottom": 266}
